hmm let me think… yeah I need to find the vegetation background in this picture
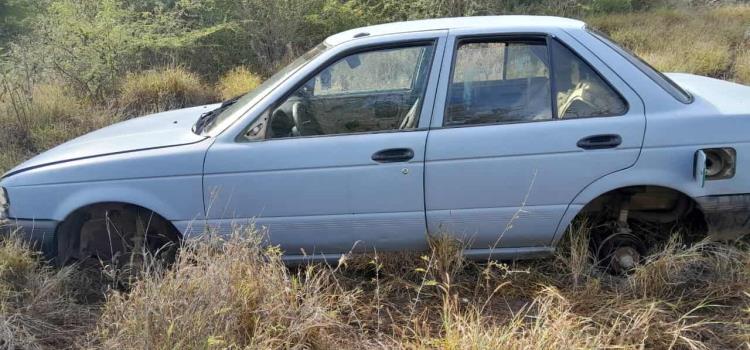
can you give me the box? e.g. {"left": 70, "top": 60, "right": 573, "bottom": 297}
{"left": 0, "top": 0, "right": 749, "bottom": 349}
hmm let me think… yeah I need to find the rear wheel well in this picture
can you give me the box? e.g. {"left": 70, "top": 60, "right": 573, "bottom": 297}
{"left": 578, "top": 185, "right": 707, "bottom": 232}
{"left": 55, "top": 202, "right": 181, "bottom": 266}
{"left": 570, "top": 186, "right": 708, "bottom": 271}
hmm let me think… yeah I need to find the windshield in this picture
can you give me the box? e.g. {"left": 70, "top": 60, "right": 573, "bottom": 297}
{"left": 199, "top": 42, "right": 329, "bottom": 134}
{"left": 587, "top": 29, "right": 693, "bottom": 104}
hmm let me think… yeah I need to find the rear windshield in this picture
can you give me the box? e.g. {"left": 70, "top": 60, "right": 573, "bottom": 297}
{"left": 588, "top": 29, "right": 693, "bottom": 104}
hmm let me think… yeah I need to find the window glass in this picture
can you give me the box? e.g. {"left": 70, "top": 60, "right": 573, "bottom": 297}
{"left": 445, "top": 40, "right": 552, "bottom": 126}
{"left": 551, "top": 39, "right": 627, "bottom": 119}
{"left": 268, "top": 44, "right": 434, "bottom": 138}
{"left": 314, "top": 46, "right": 426, "bottom": 96}
{"left": 452, "top": 42, "right": 506, "bottom": 83}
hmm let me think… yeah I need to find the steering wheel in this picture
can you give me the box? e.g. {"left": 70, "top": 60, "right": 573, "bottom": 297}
{"left": 291, "top": 101, "right": 323, "bottom": 136}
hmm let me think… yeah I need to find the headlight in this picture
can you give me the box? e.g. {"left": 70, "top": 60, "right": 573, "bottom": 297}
{"left": 0, "top": 187, "right": 8, "bottom": 221}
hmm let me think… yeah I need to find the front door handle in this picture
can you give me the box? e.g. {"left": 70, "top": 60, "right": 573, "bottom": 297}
{"left": 577, "top": 134, "right": 622, "bottom": 150}
{"left": 372, "top": 148, "right": 415, "bottom": 163}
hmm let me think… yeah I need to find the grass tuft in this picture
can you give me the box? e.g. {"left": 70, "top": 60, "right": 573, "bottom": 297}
{"left": 119, "top": 67, "right": 216, "bottom": 118}
{"left": 90, "top": 230, "right": 367, "bottom": 349}
{"left": 0, "top": 234, "right": 97, "bottom": 349}
{"left": 217, "top": 66, "right": 263, "bottom": 100}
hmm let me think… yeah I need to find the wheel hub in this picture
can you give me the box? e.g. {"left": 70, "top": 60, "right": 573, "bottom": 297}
{"left": 610, "top": 246, "right": 640, "bottom": 274}
{"left": 594, "top": 227, "right": 646, "bottom": 274}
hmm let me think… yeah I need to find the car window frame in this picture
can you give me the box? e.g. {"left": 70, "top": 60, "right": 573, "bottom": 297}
{"left": 238, "top": 39, "right": 439, "bottom": 142}
{"left": 440, "top": 33, "right": 630, "bottom": 129}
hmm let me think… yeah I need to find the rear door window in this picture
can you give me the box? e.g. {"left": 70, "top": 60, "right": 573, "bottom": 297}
{"left": 444, "top": 36, "right": 627, "bottom": 127}
{"left": 445, "top": 39, "right": 552, "bottom": 126}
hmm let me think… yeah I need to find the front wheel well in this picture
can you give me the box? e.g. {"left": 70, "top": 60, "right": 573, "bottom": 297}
{"left": 55, "top": 202, "right": 181, "bottom": 266}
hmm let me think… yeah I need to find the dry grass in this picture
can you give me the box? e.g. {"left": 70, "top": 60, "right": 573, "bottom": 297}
{"left": 119, "top": 67, "right": 217, "bottom": 118}
{"left": 0, "top": 234, "right": 97, "bottom": 349}
{"left": 588, "top": 6, "right": 750, "bottom": 81}
{"left": 217, "top": 66, "right": 263, "bottom": 100}
{"left": 89, "top": 230, "right": 369, "bottom": 349}
{"left": 735, "top": 47, "right": 750, "bottom": 84}
{"left": 0, "top": 83, "right": 116, "bottom": 172}
{"left": 0, "top": 222, "right": 746, "bottom": 349}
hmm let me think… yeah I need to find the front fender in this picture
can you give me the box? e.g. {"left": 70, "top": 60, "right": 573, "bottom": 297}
{"left": 6, "top": 175, "right": 205, "bottom": 223}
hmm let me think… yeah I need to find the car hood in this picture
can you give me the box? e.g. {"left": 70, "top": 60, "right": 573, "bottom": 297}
{"left": 666, "top": 73, "right": 750, "bottom": 114}
{"left": 3, "top": 103, "right": 220, "bottom": 178}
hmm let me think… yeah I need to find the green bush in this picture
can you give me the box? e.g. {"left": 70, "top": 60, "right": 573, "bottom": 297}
{"left": 217, "top": 66, "right": 263, "bottom": 100}
{"left": 119, "top": 67, "right": 216, "bottom": 117}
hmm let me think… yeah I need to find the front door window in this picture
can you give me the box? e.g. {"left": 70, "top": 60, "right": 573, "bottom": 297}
{"left": 267, "top": 43, "right": 435, "bottom": 138}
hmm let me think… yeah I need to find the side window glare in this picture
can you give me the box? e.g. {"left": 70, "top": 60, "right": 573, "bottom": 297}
{"left": 266, "top": 44, "right": 434, "bottom": 139}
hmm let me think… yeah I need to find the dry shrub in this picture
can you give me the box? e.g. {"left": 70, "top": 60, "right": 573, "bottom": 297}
{"left": 735, "top": 48, "right": 750, "bottom": 85}
{"left": 0, "top": 82, "right": 116, "bottom": 172}
{"left": 119, "top": 67, "right": 216, "bottom": 118}
{"left": 588, "top": 7, "right": 750, "bottom": 78}
{"left": 0, "top": 234, "right": 96, "bottom": 350}
{"left": 217, "top": 66, "right": 263, "bottom": 100}
{"left": 397, "top": 233, "right": 750, "bottom": 349}
{"left": 410, "top": 287, "right": 612, "bottom": 349}
{"left": 91, "top": 230, "right": 368, "bottom": 349}
{"left": 401, "top": 283, "right": 725, "bottom": 349}
{"left": 0, "top": 225, "right": 742, "bottom": 349}
{"left": 627, "top": 238, "right": 750, "bottom": 299}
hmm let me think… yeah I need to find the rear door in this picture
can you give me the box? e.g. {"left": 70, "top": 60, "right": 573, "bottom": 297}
{"left": 424, "top": 29, "right": 645, "bottom": 249}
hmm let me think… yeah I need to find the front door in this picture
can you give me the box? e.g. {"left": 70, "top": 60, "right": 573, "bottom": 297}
{"left": 424, "top": 31, "right": 646, "bottom": 249}
{"left": 203, "top": 38, "right": 444, "bottom": 256}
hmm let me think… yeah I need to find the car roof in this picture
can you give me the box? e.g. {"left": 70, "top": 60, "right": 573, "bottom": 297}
{"left": 325, "top": 16, "right": 586, "bottom": 46}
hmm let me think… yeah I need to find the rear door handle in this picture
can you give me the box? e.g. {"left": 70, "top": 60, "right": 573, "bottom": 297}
{"left": 372, "top": 148, "right": 415, "bottom": 163}
{"left": 577, "top": 134, "right": 622, "bottom": 150}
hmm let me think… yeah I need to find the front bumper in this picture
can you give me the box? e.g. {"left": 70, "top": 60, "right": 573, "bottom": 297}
{"left": 0, "top": 218, "right": 58, "bottom": 258}
{"left": 695, "top": 194, "right": 750, "bottom": 241}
